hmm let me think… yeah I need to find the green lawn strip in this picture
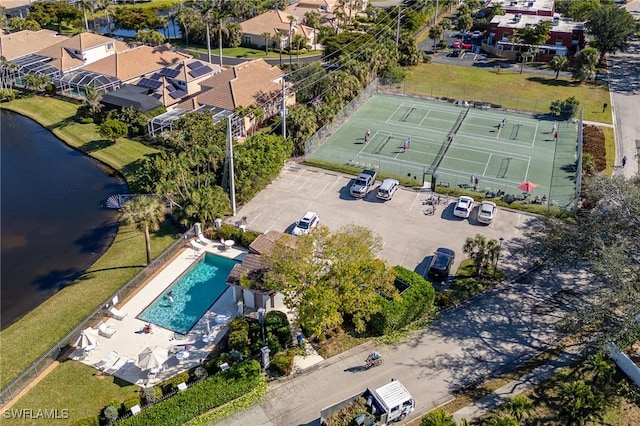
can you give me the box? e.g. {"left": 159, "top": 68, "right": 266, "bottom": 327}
{"left": 602, "top": 126, "right": 615, "bottom": 175}
{"left": 0, "top": 96, "right": 158, "bottom": 177}
{"left": 0, "top": 96, "right": 175, "bottom": 389}
{"left": 5, "top": 362, "right": 139, "bottom": 425}
{"left": 404, "top": 63, "right": 611, "bottom": 124}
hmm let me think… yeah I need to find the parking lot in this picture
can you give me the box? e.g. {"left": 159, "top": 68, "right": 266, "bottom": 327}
{"left": 231, "top": 163, "right": 537, "bottom": 278}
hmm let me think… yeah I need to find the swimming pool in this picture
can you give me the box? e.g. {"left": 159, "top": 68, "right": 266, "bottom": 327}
{"left": 138, "top": 253, "right": 238, "bottom": 334}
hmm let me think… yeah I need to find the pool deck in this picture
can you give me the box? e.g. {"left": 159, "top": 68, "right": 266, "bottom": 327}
{"left": 77, "top": 241, "right": 247, "bottom": 388}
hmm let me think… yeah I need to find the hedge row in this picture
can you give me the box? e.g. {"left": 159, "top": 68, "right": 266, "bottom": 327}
{"left": 117, "top": 361, "right": 262, "bottom": 426}
{"left": 368, "top": 266, "right": 436, "bottom": 335}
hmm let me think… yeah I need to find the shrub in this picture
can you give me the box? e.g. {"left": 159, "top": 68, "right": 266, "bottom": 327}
{"left": 141, "top": 386, "right": 160, "bottom": 404}
{"left": 269, "top": 349, "right": 295, "bottom": 376}
{"left": 117, "top": 361, "right": 262, "bottom": 426}
{"left": 72, "top": 416, "right": 99, "bottom": 426}
{"left": 103, "top": 405, "right": 118, "bottom": 425}
{"left": 227, "top": 317, "right": 250, "bottom": 355}
{"left": 79, "top": 117, "right": 94, "bottom": 124}
{"left": 265, "top": 310, "right": 292, "bottom": 348}
{"left": 240, "top": 230, "right": 260, "bottom": 247}
{"left": 160, "top": 371, "right": 190, "bottom": 394}
{"left": 122, "top": 395, "right": 142, "bottom": 414}
{"left": 368, "top": 266, "right": 435, "bottom": 335}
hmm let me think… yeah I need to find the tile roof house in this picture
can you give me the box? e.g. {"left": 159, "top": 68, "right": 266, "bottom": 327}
{"left": 0, "top": 29, "right": 67, "bottom": 61}
{"left": 239, "top": 10, "right": 316, "bottom": 50}
{"left": 81, "top": 44, "right": 193, "bottom": 83}
{"left": 148, "top": 59, "right": 287, "bottom": 138}
{"left": 175, "top": 58, "right": 289, "bottom": 114}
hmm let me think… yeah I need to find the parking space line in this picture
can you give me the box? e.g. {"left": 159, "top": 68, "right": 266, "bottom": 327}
{"left": 315, "top": 180, "right": 332, "bottom": 199}
{"left": 409, "top": 191, "right": 424, "bottom": 212}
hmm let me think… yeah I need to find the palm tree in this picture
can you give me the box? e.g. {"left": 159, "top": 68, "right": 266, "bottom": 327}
{"left": 462, "top": 234, "right": 502, "bottom": 277}
{"left": 121, "top": 196, "right": 165, "bottom": 265}
{"left": 559, "top": 380, "right": 606, "bottom": 426}
{"left": 175, "top": 7, "right": 198, "bottom": 46}
{"left": 95, "top": 0, "right": 112, "bottom": 34}
{"left": 586, "top": 352, "right": 615, "bottom": 387}
{"left": 420, "top": 408, "right": 456, "bottom": 426}
{"left": 429, "top": 24, "right": 444, "bottom": 52}
{"left": 81, "top": 0, "right": 94, "bottom": 31}
{"left": 210, "top": 8, "right": 230, "bottom": 67}
{"left": 549, "top": 55, "right": 568, "bottom": 79}
{"left": 23, "top": 73, "right": 49, "bottom": 92}
{"left": 83, "top": 86, "right": 103, "bottom": 119}
{"left": 483, "top": 414, "right": 519, "bottom": 426}
{"left": 506, "top": 395, "right": 534, "bottom": 422}
{"left": 261, "top": 31, "right": 271, "bottom": 56}
{"left": 199, "top": 0, "right": 216, "bottom": 64}
{"left": 293, "top": 33, "right": 307, "bottom": 63}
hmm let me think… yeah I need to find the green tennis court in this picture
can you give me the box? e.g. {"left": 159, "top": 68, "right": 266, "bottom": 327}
{"left": 307, "top": 93, "right": 579, "bottom": 209}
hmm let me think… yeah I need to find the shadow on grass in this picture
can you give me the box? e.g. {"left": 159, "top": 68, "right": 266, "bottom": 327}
{"left": 121, "top": 157, "right": 152, "bottom": 192}
{"left": 80, "top": 139, "right": 115, "bottom": 153}
{"left": 527, "top": 76, "right": 581, "bottom": 87}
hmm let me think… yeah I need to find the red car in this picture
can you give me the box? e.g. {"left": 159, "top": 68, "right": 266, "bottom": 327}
{"left": 452, "top": 40, "right": 472, "bottom": 49}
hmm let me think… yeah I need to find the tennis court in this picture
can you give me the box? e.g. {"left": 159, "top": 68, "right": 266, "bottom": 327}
{"left": 307, "top": 93, "right": 579, "bottom": 209}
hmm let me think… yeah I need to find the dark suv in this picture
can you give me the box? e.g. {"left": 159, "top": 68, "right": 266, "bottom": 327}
{"left": 427, "top": 248, "right": 455, "bottom": 281}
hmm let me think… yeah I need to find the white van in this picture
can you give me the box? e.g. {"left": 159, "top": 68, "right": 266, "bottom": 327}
{"left": 376, "top": 179, "right": 399, "bottom": 201}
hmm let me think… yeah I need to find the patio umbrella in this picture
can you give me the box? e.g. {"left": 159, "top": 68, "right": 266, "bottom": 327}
{"left": 517, "top": 180, "right": 539, "bottom": 193}
{"left": 73, "top": 327, "right": 98, "bottom": 350}
{"left": 138, "top": 346, "right": 168, "bottom": 370}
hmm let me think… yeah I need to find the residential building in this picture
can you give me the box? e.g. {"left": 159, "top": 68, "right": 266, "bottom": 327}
{"left": 149, "top": 59, "right": 292, "bottom": 138}
{"left": 239, "top": 10, "right": 315, "bottom": 51}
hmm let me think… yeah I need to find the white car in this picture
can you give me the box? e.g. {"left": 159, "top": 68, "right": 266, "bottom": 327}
{"left": 292, "top": 211, "right": 319, "bottom": 236}
{"left": 453, "top": 196, "right": 475, "bottom": 218}
{"left": 477, "top": 201, "right": 497, "bottom": 224}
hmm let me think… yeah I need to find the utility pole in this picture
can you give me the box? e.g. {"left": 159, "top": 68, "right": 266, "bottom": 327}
{"left": 281, "top": 77, "right": 287, "bottom": 139}
{"left": 434, "top": 0, "right": 439, "bottom": 26}
{"left": 227, "top": 115, "right": 236, "bottom": 216}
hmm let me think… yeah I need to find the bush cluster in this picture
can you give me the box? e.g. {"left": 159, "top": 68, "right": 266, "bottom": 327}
{"left": 368, "top": 266, "right": 436, "bottom": 335}
{"left": 215, "top": 224, "right": 259, "bottom": 248}
{"left": 269, "top": 349, "right": 296, "bottom": 376}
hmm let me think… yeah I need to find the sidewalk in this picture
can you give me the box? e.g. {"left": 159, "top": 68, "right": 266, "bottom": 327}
{"left": 452, "top": 346, "right": 583, "bottom": 423}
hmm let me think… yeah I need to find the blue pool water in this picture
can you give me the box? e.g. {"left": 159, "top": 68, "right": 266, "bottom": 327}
{"left": 138, "top": 253, "right": 237, "bottom": 334}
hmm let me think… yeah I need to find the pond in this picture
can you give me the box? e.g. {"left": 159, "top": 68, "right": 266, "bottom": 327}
{"left": 0, "top": 109, "right": 127, "bottom": 329}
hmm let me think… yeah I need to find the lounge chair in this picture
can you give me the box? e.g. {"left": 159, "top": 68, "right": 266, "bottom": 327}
{"left": 107, "top": 306, "right": 128, "bottom": 320}
{"left": 98, "top": 321, "right": 117, "bottom": 338}
{"left": 190, "top": 239, "right": 205, "bottom": 255}
{"left": 94, "top": 350, "right": 118, "bottom": 369}
{"left": 105, "top": 356, "right": 129, "bottom": 374}
{"left": 197, "top": 232, "right": 212, "bottom": 245}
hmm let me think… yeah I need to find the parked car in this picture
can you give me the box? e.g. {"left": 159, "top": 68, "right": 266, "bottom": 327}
{"left": 427, "top": 247, "right": 456, "bottom": 281}
{"left": 376, "top": 178, "right": 400, "bottom": 201}
{"left": 292, "top": 211, "right": 319, "bottom": 236}
{"left": 453, "top": 196, "right": 475, "bottom": 218}
{"left": 471, "top": 30, "right": 482, "bottom": 38}
{"left": 477, "top": 201, "right": 497, "bottom": 224}
{"left": 449, "top": 49, "right": 461, "bottom": 57}
{"left": 451, "top": 41, "right": 472, "bottom": 49}
{"left": 350, "top": 169, "right": 377, "bottom": 198}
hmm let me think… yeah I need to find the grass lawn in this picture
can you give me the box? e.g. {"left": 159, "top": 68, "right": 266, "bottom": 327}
{"left": 180, "top": 44, "right": 322, "bottom": 60}
{"left": 6, "top": 362, "right": 140, "bottom": 425}
{"left": 404, "top": 63, "right": 612, "bottom": 124}
{"left": 0, "top": 96, "right": 178, "bottom": 389}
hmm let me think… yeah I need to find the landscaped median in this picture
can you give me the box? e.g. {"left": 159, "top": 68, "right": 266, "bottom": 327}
{"left": 0, "top": 95, "right": 177, "bottom": 391}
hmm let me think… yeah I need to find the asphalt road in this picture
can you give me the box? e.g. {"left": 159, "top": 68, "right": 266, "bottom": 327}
{"left": 223, "top": 264, "right": 595, "bottom": 426}
{"left": 219, "top": 164, "right": 595, "bottom": 426}
{"left": 609, "top": 0, "right": 640, "bottom": 177}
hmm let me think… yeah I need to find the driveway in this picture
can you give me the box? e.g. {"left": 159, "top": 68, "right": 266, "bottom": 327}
{"left": 231, "top": 163, "right": 537, "bottom": 279}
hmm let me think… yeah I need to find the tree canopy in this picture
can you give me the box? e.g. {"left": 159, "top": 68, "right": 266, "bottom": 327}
{"left": 522, "top": 175, "right": 640, "bottom": 348}
{"left": 263, "top": 225, "right": 398, "bottom": 335}
{"left": 586, "top": 5, "right": 636, "bottom": 63}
